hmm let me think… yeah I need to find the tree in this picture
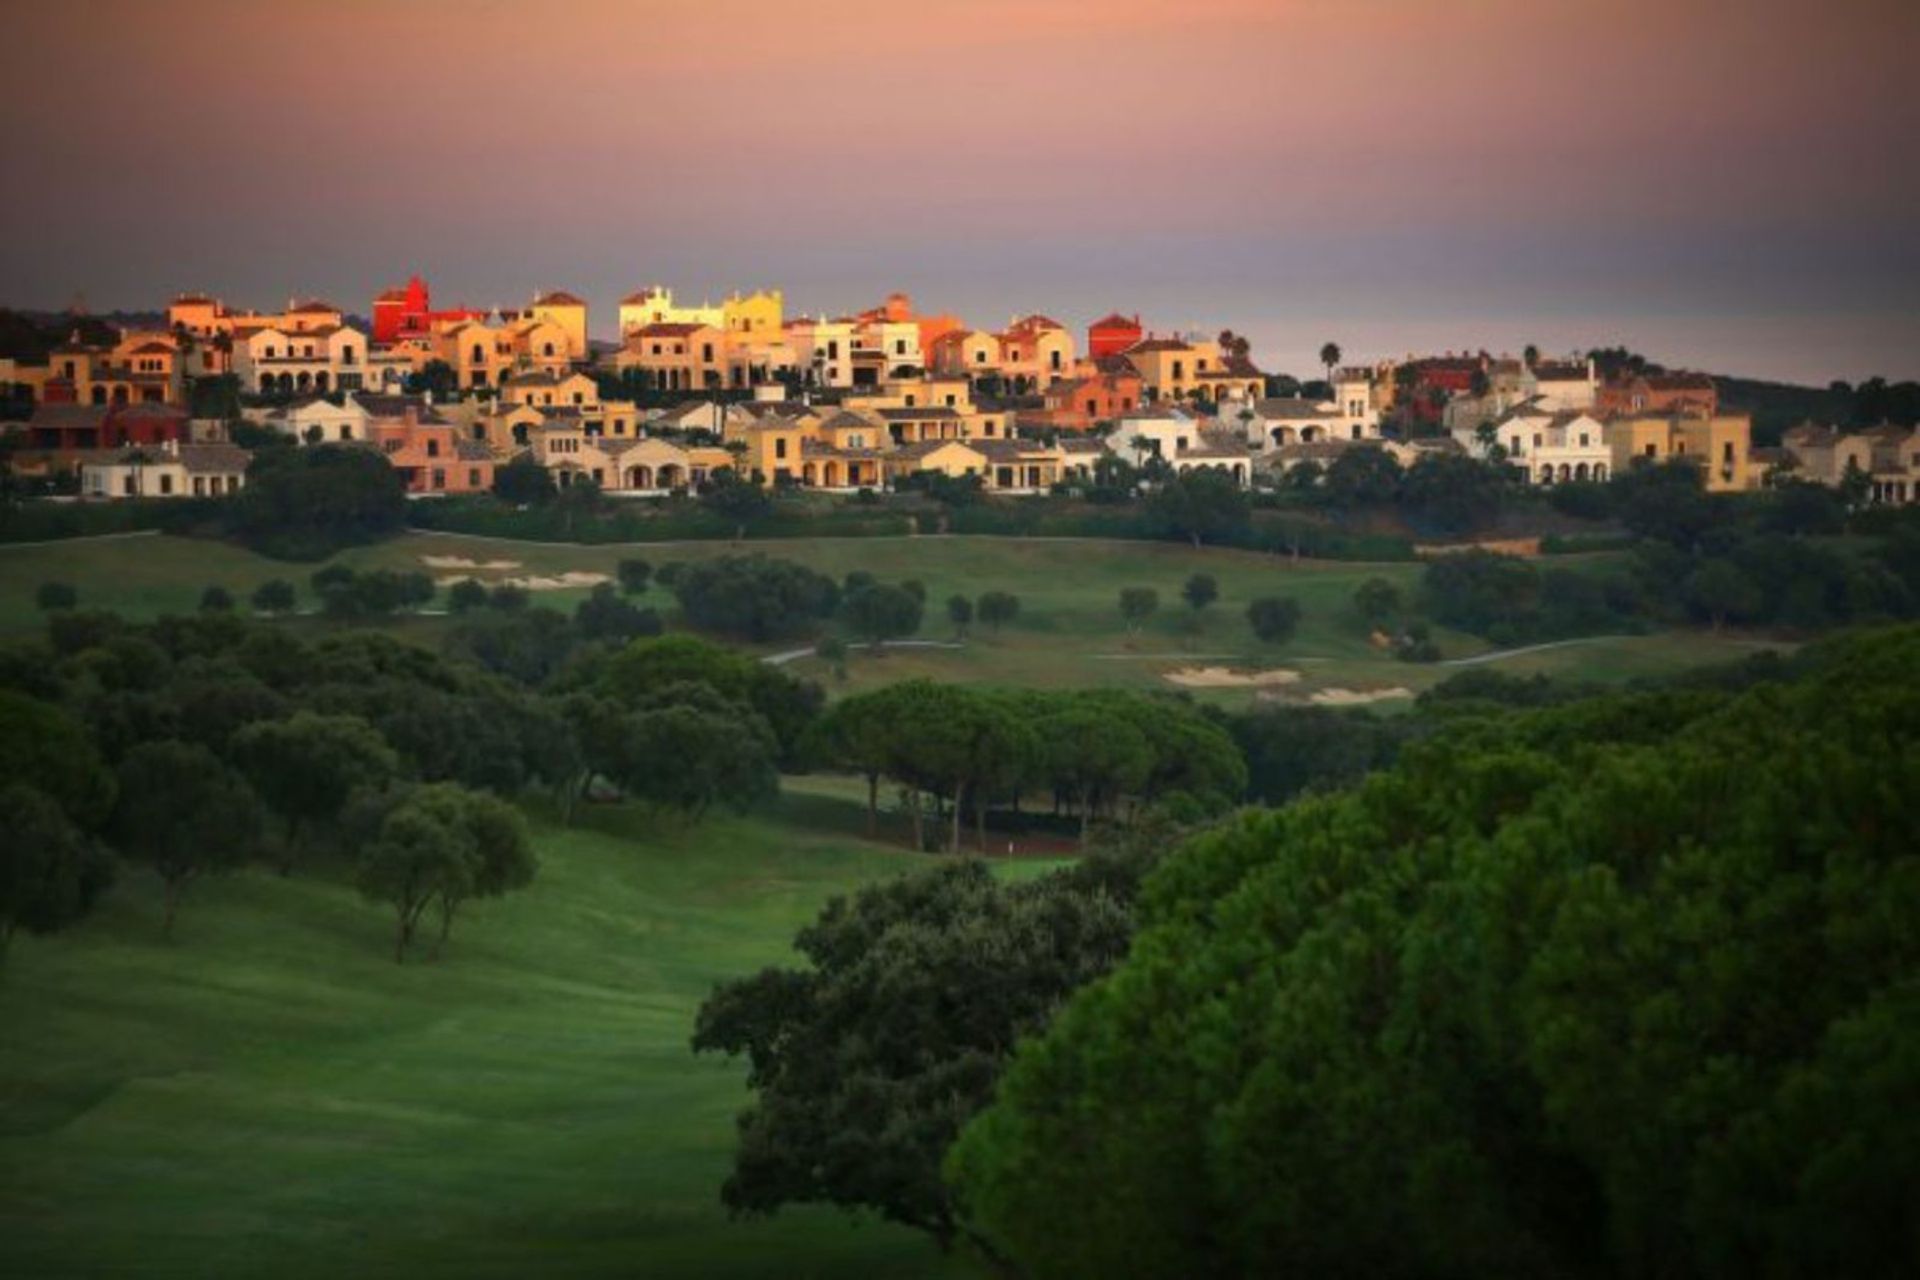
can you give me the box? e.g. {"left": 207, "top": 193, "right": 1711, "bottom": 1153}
{"left": 230, "top": 444, "right": 407, "bottom": 559}
{"left": 113, "top": 741, "right": 265, "bottom": 935}
{"left": 946, "top": 631, "right": 1920, "bottom": 1279}
{"left": 0, "top": 783, "right": 112, "bottom": 963}
{"left": 671, "top": 555, "right": 839, "bottom": 642}
{"left": 1400, "top": 452, "right": 1508, "bottom": 535}
{"left": 199, "top": 585, "right": 234, "bottom": 613}
{"left": 492, "top": 454, "right": 557, "bottom": 505}
{"left": 0, "top": 691, "right": 115, "bottom": 821}
{"left": 700, "top": 469, "right": 773, "bottom": 539}
{"left": 1246, "top": 595, "right": 1301, "bottom": 644}
{"left": 1181, "top": 573, "right": 1218, "bottom": 617}
{"left": 1352, "top": 577, "right": 1402, "bottom": 628}
{"left": 1033, "top": 705, "right": 1152, "bottom": 845}
{"left": 1323, "top": 445, "right": 1403, "bottom": 508}
{"left": 692, "top": 861, "right": 1132, "bottom": 1256}
{"left": 1319, "top": 341, "right": 1342, "bottom": 384}
{"left": 616, "top": 558, "right": 652, "bottom": 595}
{"left": 447, "top": 578, "right": 490, "bottom": 614}
{"left": 1523, "top": 342, "right": 1540, "bottom": 367}
{"left": 408, "top": 359, "right": 458, "bottom": 401}
{"left": 251, "top": 579, "right": 296, "bottom": 614}
{"left": 946, "top": 593, "right": 974, "bottom": 639}
{"left": 1685, "top": 558, "right": 1762, "bottom": 632}
{"left": 355, "top": 790, "right": 472, "bottom": 963}
{"left": 815, "top": 635, "right": 849, "bottom": 682}
{"left": 618, "top": 702, "right": 780, "bottom": 817}
{"left": 233, "top": 712, "right": 400, "bottom": 869}
{"left": 1147, "top": 468, "right": 1251, "bottom": 547}
{"left": 574, "top": 582, "right": 662, "bottom": 643}
{"left": 977, "top": 591, "right": 1021, "bottom": 634}
{"left": 1118, "top": 587, "right": 1159, "bottom": 633}
{"left": 36, "top": 581, "right": 76, "bottom": 611}
{"left": 842, "top": 582, "right": 923, "bottom": 651}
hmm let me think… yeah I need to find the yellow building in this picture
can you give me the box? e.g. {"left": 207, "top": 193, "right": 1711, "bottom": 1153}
{"left": 521, "top": 291, "right": 588, "bottom": 362}
{"left": 615, "top": 323, "right": 729, "bottom": 391}
{"left": 721, "top": 289, "right": 784, "bottom": 338}
{"left": 619, "top": 286, "right": 724, "bottom": 336}
{"left": 1606, "top": 413, "right": 1757, "bottom": 492}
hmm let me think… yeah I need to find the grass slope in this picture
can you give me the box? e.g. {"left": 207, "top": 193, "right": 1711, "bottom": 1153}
{"left": 0, "top": 805, "right": 970, "bottom": 1279}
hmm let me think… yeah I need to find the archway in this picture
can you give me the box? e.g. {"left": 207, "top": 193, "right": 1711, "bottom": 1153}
{"left": 314, "top": 372, "right": 329, "bottom": 393}
{"left": 1539, "top": 465, "right": 1553, "bottom": 484}
{"left": 90, "top": 385, "right": 108, "bottom": 405}
{"left": 658, "top": 464, "right": 684, "bottom": 489}
{"left": 296, "top": 372, "right": 312, "bottom": 392}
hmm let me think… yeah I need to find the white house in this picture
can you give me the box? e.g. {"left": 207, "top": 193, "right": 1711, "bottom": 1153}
{"left": 79, "top": 441, "right": 252, "bottom": 499}
{"left": 1106, "top": 407, "right": 1252, "bottom": 486}
{"left": 1225, "top": 372, "right": 1379, "bottom": 450}
{"left": 1457, "top": 404, "right": 1611, "bottom": 485}
{"left": 262, "top": 394, "right": 372, "bottom": 444}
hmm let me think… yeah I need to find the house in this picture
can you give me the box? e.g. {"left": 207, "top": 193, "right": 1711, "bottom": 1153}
{"left": 1780, "top": 423, "right": 1920, "bottom": 504}
{"left": 23, "top": 401, "right": 190, "bottom": 454}
{"left": 1087, "top": 312, "right": 1144, "bottom": 361}
{"left": 232, "top": 322, "right": 374, "bottom": 395}
{"left": 365, "top": 398, "right": 495, "bottom": 494}
{"left": 1227, "top": 373, "right": 1378, "bottom": 449}
{"left": 1105, "top": 407, "right": 1254, "bottom": 484}
{"left": 619, "top": 285, "right": 725, "bottom": 336}
{"left": 1115, "top": 334, "right": 1245, "bottom": 402}
{"left": 614, "top": 323, "right": 728, "bottom": 391}
{"left": 1524, "top": 358, "right": 1598, "bottom": 412}
{"left": 262, "top": 394, "right": 371, "bottom": 444}
{"left": 78, "top": 440, "right": 251, "bottom": 499}
{"left": 993, "top": 315, "right": 1074, "bottom": 392}
{"left": 503, "top": 369, "right": 599, "bottom": 411}
{"left": 927, "top": 329, "right": 1000, "bottom": 380}
{"left": 1457, "top": 404, "right": 1612, "bottom": 484}
{"left": 1033, "top": 371, "right": 1143, "bottom": 430}
{"left": 371, "top": 275, "right": 486, "bottom": 345}
{"left": 1597, "top": 371, "right": 1718, "bottom": 418}
{"left": 853, "top": 292, "right": 963, "bottom": 358}
{"left": 518, "top": 291, "right": 589, "bottom": 361}
{"left": 1607, "top": 412, "right": 1756, "bottom": 491}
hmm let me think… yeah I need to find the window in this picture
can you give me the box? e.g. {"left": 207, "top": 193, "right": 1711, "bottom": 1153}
{"left": 159, "top": 474, "right": 173, "bottom": 495}
{"left": 775, "top": 438, "right": 789, "bottom": 460}
{"left": 468, "top": 469, "right": 480, "bottom": 487}
{"left": 426, "top": 438, "right": 441, "bottom": 458}
{"left": 193, "top": 476, "right": 206, "bottom": 496}
{"left": 975, "top": 350, "right": 986, "bottom": 364}
{"left": 339, "top": 424, "right": 351, "bottom": 440}
{"left": 431, "top": 468, "right": 446, "bottom": 489}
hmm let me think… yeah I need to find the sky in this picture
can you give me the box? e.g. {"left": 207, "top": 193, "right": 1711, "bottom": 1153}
{"left": 6, "top": 0, "right": 1918, "bottom": 385}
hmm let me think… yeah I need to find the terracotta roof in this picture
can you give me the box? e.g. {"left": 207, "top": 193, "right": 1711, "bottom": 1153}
{"left": 288, "top": 300, "right": 340, "bottom": 314}
{"left": 534, "top": 290, "right": 586, "bottom": 307}
{"left": 632, "top": 322, "right": 709, "bottom": 338}
{"left": 893, "top": 439, "right": 981, "bottom": 461}
{"left": 877, "top": 406, "right": 961, "bottom": 421}
{"left": 1122, "top": 338, "right": 1193, "bottom": 355}
{"left": 29, "top": 404, "right": 112, "bottom": 428}
{"left": 1089, "top": 312, "right": 1141, "bottom": 330}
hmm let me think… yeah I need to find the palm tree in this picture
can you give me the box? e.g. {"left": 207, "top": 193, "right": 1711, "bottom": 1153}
{"left": 1523, "top": 343, "right": 1540, "bottom": 368}
{"left": 1319, "top": 341, "right": 1342, "bottom": 385}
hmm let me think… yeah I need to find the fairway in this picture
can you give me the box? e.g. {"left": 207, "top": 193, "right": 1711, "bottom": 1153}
{"left": 0, "top": 530, "right": 1781, "bottom": 699}
{"left": 0, "top": 803, "right": 974, "bottom": 1279}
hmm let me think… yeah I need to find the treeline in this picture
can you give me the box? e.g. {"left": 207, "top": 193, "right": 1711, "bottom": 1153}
{"left": 695, "top": 627, "right": 1920, "bottom": 1278}
{"left": 809, "top": 682, "right": 1246, "bottom": 852}
{"left": 0, "top": 612, "right": 824, "bottom": 962}
{"left": 1425, "top": 464, "right": 1920, "bottom": 644}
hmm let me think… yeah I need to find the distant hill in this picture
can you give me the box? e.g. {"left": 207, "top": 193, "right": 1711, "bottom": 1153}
{"left": 1714, "top": 374, "right": 1848, "bottom": 445}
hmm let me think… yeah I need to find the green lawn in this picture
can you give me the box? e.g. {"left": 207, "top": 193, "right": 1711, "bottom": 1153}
{"left": 0, "top": 804, "right": 976, "bottom": 1279}
{"left": 0, "top": 530, "right": 1785, "bottom": 702}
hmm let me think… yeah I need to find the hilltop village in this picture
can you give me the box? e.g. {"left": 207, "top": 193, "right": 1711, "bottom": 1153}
{"left": 1, "top": 278, "right": 1915, "bottom": 506}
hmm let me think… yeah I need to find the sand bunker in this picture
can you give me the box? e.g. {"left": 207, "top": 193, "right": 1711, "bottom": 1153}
{"left": 433, "top": 570, "right": 611, "bottom": 591}
{"left": 1307, "top": 686, "right": 1413, "bottom": 706}
{"left": 422, "top": 555, "right": 523, "bottom": 571}
{"left": 1163, "top": 666, "right": 1301, "bottom": 688}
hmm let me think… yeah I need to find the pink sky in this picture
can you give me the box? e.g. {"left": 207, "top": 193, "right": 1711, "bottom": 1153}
{"left": 6, "top": 0, "right": 1917, "bottom": 383}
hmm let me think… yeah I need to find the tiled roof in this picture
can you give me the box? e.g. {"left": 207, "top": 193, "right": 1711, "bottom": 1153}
{"left": 632, "top": 322, "right": 709, "bottom": 338}
{"left": 454, "top": 440, "right": 494, "bottom": 462}
{"left": 877, "top": 406, "right": 961, "bottom": 421}
{"left": 1122, "top": 338, "right": 1193, "bottom": 354}
{"left": 534, "top": 290, "right": 586, "bottom": 307}
{"left": 1089, "top": 312, "right": 1141, "bottom": 330}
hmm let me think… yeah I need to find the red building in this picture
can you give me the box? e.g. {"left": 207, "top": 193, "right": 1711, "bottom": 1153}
{"left": 1087, "top": 312, "right": 1144, "bottom": 361}
{"left": 23, "top": 402, "right": 189, "bottom": 453}
{"left": 371, "top": 275, "right": 485, "bottom": 345}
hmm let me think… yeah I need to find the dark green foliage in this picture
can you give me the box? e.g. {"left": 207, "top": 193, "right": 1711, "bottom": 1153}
{"left": 0, "top": 783, "right": 113, "bottom": 959}
{"left": 491, "top": 454, "right": 557, "bottom": 505}
{"left": 446, "top": 607, "right": 576, "bottom": 685}
{"left": 975, "top": 590, "right": 1020, "bottom": 632}
{"left": 354, "top": 782, "right": 535, "bottom": 962}
{"left": 199, "top": 585, "right": 234, "bottom": 613}
{"left": 1321, "top": 444, "right": 1403, "bottom": 508}
{"left": 230, "top": 444, "right": 407, "bottom": 560}
{"left": 1352, "top": 576, "right": 1401, "bottom": 626}
{"left": 446, "top": 578, "right": 489, "bottom": 614}
{"left": 948, "top": 627, "right": 1920, "bottom": 1279}
{"left": 1246, "top": 594, "right": 1301, "bottom": 644}
{"left": 249, "top": 578, "right": 296, "bottom": 614}
{"left": 841, "top": 582, "right": 923, "bottom": 649}
{"left": 36, "top": 581, "right": 77, "bottom": 611}
{"left": 1117, "top": 586, "right": 1158, "bottom": 631}
{"left": 0, "top": 691, "right": 115, "bottom": 821}
{"left": 113, "top": 740, "right": 265, "bottom": 934}
{"left": 945, "top": 593, "right": 972, "bottom": 638}
{"left": 699, "top": 468, "right": 773, "bottom": 534}
{"left": 594, "top": 634, "right": 822, "bottom": 767}
{"left": 1147, "top": 468, "right": 1251, "bottom": 546}
{"left": 232, "top": 712, "right": 400, "bottom": 865}
{"left": 691, "top": 861, "right": 1134, "bottom": 1252}
{"left": 616, "top": 558, "right": 651, "bottom": 594}
{"left": 670, "top": 554, "right": 839, "bottom": 642}
{"left": 1400, "top": 452, "right": 1508, "bottom": 534}
{"left": 315, "top": 568, "right": 435, "bottom": 620}
{"left": 1180, "top": 572, "right": 1218, "bottom": 614}
{"left": 1227, "top": 704, "right": 1410, "bottom": 804}
{"left": 573, "top": 582, "right": 662, "bottom": 643}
